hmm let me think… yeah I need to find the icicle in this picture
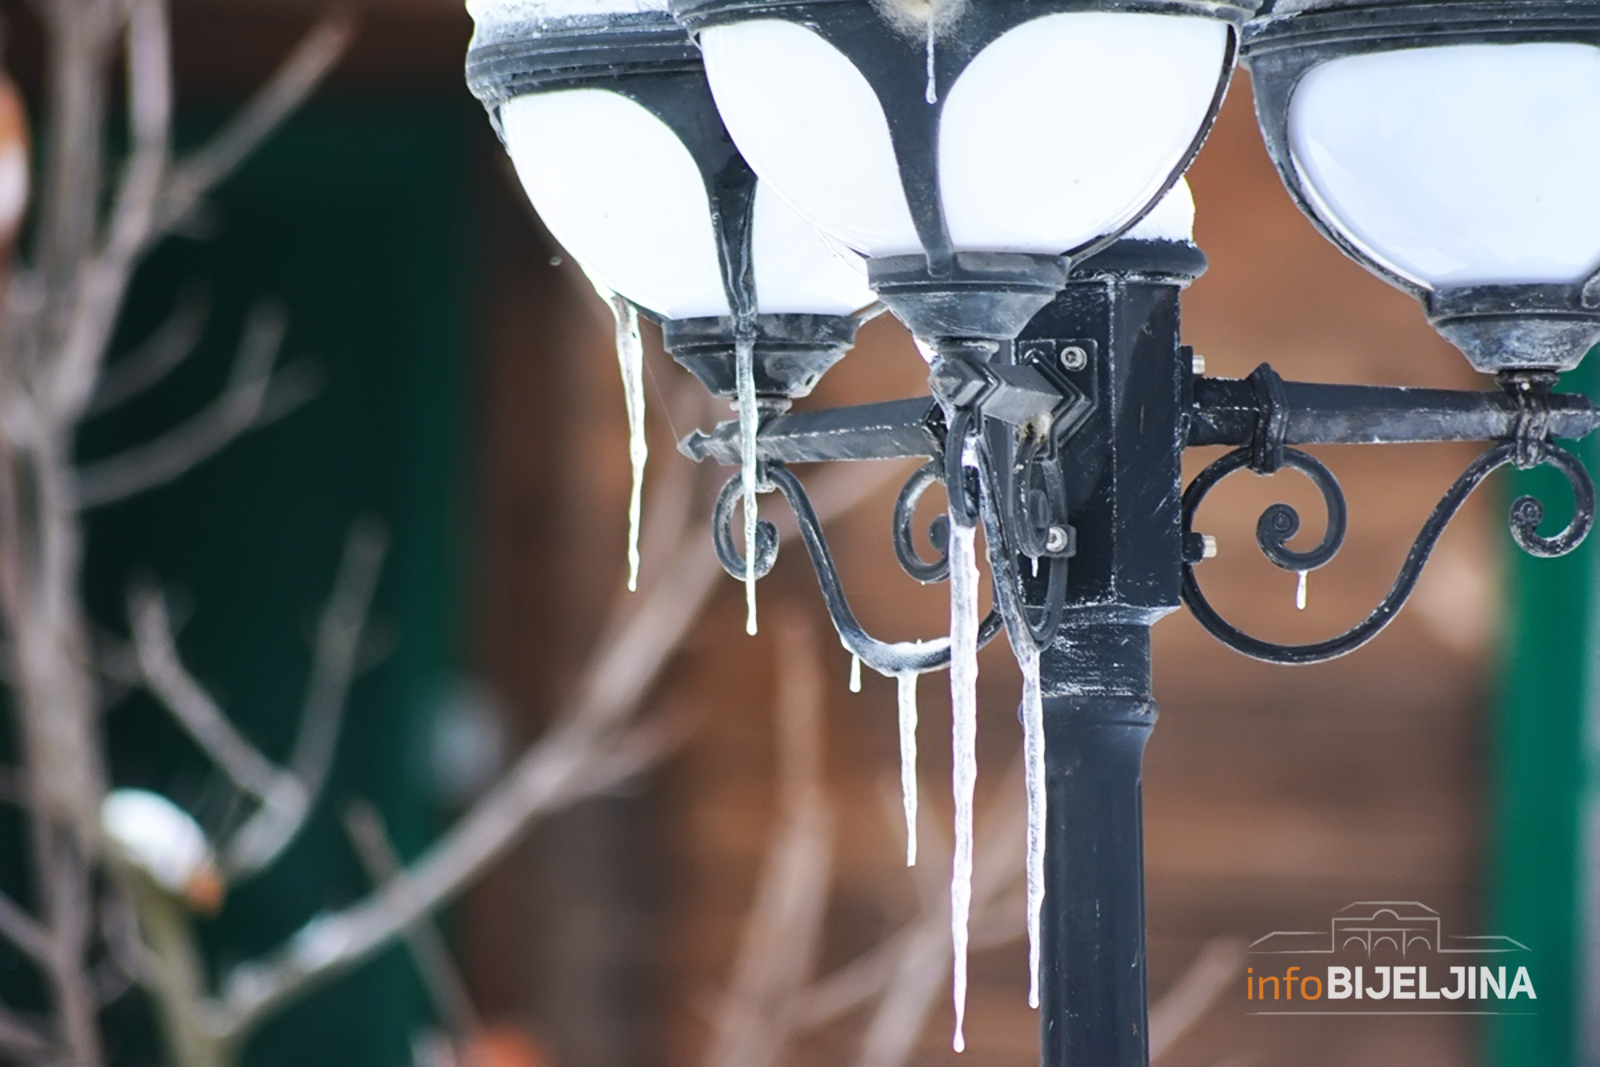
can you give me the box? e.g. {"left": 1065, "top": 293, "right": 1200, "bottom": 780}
{"left": 735, "top": 329, "right": 760, "bottom": 635}
{"left": 924, "top": 18, "right": 939, "bottom": 104}
{"left": 897, "top": 671, "right": 919, "bottom": 867}
{"left": 849, "top": 653, "right": 862, "bottom": 694}
{"left": 611, "top": 295, "right": 647, "bottom": 592}
{"left": 1018, "top": 642, "right": 1046, "bottom": 1010}
{"left": 1295, "top": 569, "right": 1308, "bottom": 611}
{"left": 584, "top": 276, "right": 649, "bottom": 592}
{"left": 948, "top": 514, "right": 981, "bottom": 1054}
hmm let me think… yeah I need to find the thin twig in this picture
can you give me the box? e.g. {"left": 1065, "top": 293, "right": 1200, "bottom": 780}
{"left": 224, "top": 521, "right": 387, "bottom": 877}
{"left": 158, "top": 11, "right": 354, "bottom": 234}
{"left": 48, "top": 0, "right": 174, "bottom": 416}
{"left": 77, "top": 303, "right": 314, "bottom": 508}
{"left": 87, "top": 286, "right": 209, "bottom": 415}
{"left": 0, "top": 1006, "right": 51, "bottom": 1062}
{"left": 343, "top": 799, "right": 481, "bottom": 1040}
{"left": 211, "top": 460, "right": 907, "bottom": 1041}
{"left": 0, "top": 884, "right": 49, "bottom": 963}
{"left": 1149, "top": 938, "right": 1246, "bottom": 1064}
{"left": 128, "top": 583, "right": 292, "bottom": 804}
{"left": 702, "top": 609, "right": 833, "bottom": 1067}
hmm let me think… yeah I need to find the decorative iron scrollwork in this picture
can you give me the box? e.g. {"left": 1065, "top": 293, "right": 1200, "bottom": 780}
{"left": 1181, "top": 438, "right": 1597, "bottom": 665}
{"left": 712, "top": 463, "right": 1002, "bottom": 676}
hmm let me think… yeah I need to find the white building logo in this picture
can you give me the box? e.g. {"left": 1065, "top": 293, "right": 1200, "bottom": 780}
{"left": 1243, "top": 901, "right": 1537, "bottom": 1016}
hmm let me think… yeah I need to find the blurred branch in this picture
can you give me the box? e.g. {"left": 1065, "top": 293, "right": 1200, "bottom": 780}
{"left": 128, "top": 584, "right": 289, "bottom": 803}
{"left": 702, "top": 610, "right": 833, "bottom": 1067}
{"left": 86, "top": 287, "right": 209, "bottom": 415}
{"left": 211, "top": 460, "right": 909, "bottom": 1042}
{"left": 1149, "top": 937, "right": 1246, "bottom": 1064}
{"left": 77, "top": 303, "right": 314, "bottom": 508}
{"left": 223, "top": 521, "right": 386, "bottom": 877}
{"left": 0, "top": 885, "right": 49, "bottom": 963}
{"left": 158, "top": 11, "right": 354, "bottom": 235}
{"left": 342, "top": 799, "right": 481, "bottom": 1041}
{"left": 0, "top": 1007, "right": 51, "bottom": 1063}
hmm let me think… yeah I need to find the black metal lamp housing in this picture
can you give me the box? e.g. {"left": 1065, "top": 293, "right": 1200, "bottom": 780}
{"left": 464, "top": 0, "right": 878, "bottom": 402}
{"left": 1244, "top": 0, "right": 1600, "bottom": 373}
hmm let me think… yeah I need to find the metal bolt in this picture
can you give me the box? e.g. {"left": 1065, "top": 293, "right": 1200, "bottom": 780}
{"left": 1191, "top": 352, "right": 1207, "bottom": 377}
{"left": 1059, "top": 345, "right": 1089, "bottom": 371}
{"left": 1201, "top": 534, "right": 1218, "bottom": 559}
{"left": 1045, "top": 526, "right": 1071, "bottom": 554}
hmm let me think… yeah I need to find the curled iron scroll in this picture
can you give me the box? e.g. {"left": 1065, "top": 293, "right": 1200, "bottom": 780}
{"left": 1180, "top": 439, "right": 1595, "bottom": 665}
{"left": 713, "top": 464, "right": 1002, "bottom": 676}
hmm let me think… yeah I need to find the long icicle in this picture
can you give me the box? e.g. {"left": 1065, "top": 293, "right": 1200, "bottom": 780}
{"left": 584, "top": 275, "right": 649, "bottom": 592}
{"left": 610, "top": 294, "right": 647, "bottom": 592}
{"left": 735, "top": 328, "right": 759, "bottom": 634}
{"left": 1018, "top": 641, "right": 1046, "bottom": 1009}
{"left": 948, "top": 511, "right": 981, "bottom": 1053}
{"left": 897, "top": 671, "right": 919, "bottom": 867}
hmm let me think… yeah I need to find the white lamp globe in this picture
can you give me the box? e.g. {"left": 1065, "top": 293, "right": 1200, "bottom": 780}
{"left": 1244, "top": 1, "right": 1600, "bottom": 372}
{"left": 672, "top": 0, "right": 1247, "bottom": 267}
{"left": 467, "top": 0, "right": 873, "bottom": 324}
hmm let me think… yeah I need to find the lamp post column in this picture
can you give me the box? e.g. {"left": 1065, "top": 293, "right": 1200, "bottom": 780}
{"left": 1019, "top": 241, "right": 1197, "bottom": 1067}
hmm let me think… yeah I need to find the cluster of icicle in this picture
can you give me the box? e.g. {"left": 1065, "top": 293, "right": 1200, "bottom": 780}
{"left": 590, "top": 291, "right": 1046, "bottom": 1060}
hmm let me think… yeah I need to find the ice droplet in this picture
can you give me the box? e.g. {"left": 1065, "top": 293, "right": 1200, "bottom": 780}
{"left": 948, "top": 513, "right": 981, "bottom": 1053}
{"left": 897, "top": 671, "right": 919, "bottom": 867}
{"left": 586, "top": 277, "right": 647, "bottom": 592}
{"left": 1019, "top": 642, "right": 1046, "bottom": 1010}
{"left": 849, "top": 653, "right": 862, "bottom": 694}
{"left": 735, "top": 328, "right": 759, "bottom": 635}
{"left": 1296, "top": 569, "right": 1308, "bottom": 611}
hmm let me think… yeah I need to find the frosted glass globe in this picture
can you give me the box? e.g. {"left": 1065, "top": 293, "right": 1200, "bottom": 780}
{"left": 500, "top": 88, "right": 873, "bottom": 319}
{"left": 701, "top": 19, "right": 923, "bottom": 258}
{"left": 700, "top": 13, "right": 1227, "bottom": 258}
{"left": 1289, "top": 42, "right": 1600, "bottom": 289}
{"left": 937, "top": 13, "right": 1225, "bottom": 254}
{"left": 502, "top": 89, "right": 732, "bottom": 318}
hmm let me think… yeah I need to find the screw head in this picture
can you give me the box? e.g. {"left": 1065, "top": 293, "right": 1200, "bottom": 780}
{"left": 1191, "top": 352, "right": 1207, "bottom": 377}
{"left": 1044, "top": 526, "right": 1071, "bottom": 554}
{"left": 1059, "top": 345, "right": 1088, "bottom": 372}
{"left": 1201, "top": 534, "right": 1218, "bottom": 559}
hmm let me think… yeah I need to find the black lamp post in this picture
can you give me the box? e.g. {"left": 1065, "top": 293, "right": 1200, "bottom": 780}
{"left": 466, "top": 1, "right": 1600, "bottom": 1064}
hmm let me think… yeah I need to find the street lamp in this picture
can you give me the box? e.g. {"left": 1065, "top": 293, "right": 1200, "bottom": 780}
{"left": 465, "top": 1, "right": 1600, "bottom": 1065}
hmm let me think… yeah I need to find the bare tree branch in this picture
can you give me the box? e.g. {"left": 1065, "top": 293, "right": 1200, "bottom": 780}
{"left": 48, "top": 0, "right": 173, "bottom": 417}
{"left": 224, "top": 521, "right": 387, "bottom": 877}
{"left": 210, "top": 460, "right": 909, "bottom": 1042}
{"left": 1149, "top": 938, "right": 1246, "bottom": 1064}
{"left": 702, "top": 609, "right": 833, "bottom": 1067}
{"left": 75, "top": 303, "right": 312, "bottom": 508}
{"left": 0, "top": 885, "right": 49, "bottom": 963}
{"left": 158, "top": 11, "right": 354, "bottom": 234}
{"left": 87, "top": 286, "right": 209, "bottom": 415}
{"left": 128, "top": 584, "right": 291, "bottom": 805}
{"left": 0, "top": 1006, "right": 51, "bottom": 1062}
{"left": 343, "top": 799, "right": 481, "bottom": 1041}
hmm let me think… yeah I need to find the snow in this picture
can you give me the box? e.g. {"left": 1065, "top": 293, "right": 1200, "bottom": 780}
{"left": 925, "top": 22, "right": 939, "bottom": 105}
{"left": 468, "top": 0, "right": 664, "bottom": 29}
{"left": 1124, "top": 177, "right": 1196, "bottom": 242}
{"left": 947, "top": 511, "right": 981, "bottom": 1053}
{"left": 735, "top": 329, "right": 760, "bottom": 635}
{"left": 897, "top": 671, "right": 919, "bottom": 867}
{"left": 1018, "top": 642, "right": 1046, "bottom": 1010}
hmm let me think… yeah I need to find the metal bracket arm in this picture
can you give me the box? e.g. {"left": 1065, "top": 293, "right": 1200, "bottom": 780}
{"left": 679, "top": 397, "right": 943, "bottom": 466}
{"left": 1189, "top": 369, "right": 1600, "bottom": 448}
